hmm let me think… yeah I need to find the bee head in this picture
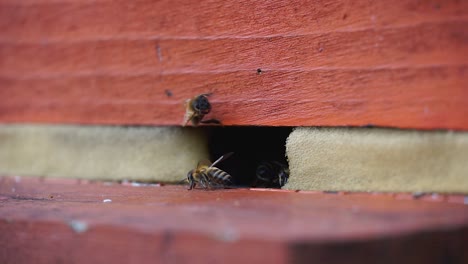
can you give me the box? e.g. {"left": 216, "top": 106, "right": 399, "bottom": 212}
{"left": 192, "top": 95, "right": 211, "bottom": 115}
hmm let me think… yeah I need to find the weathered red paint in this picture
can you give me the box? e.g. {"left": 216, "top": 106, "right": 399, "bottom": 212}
{"left": 0, "top": 0, "right": 467, "bottom": 129}
{"left": 1, "top": 176, "right": 467, "bottom": 263}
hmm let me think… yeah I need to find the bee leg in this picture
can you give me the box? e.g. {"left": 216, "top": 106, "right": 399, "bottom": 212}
{"left": 278, "top": 169, "right": 289, "bottom": 187}
{"left": 190, "top": 116, "right": 203, "bottom": 126}
{"left": 199, "top": 174, "right": 209, "bottom": 189}
{"left": 212, "top": 183, "right": 226, "bottom": 189}
{"left": 202, "top": 180, "right": 211, "bottom": 189}
{"left": 209, "top": 183, "right": 225, "bottom": 190}
{"left": 200, "top": 119, "right": 221, "bottom": 125}
{"left": 188, "top": 180, "right": 195, "bottom": 190}
{"left": 205, "top": 181, "right": 218, "bottom": 189}
{"left": 187, "top": 175, "right": 196, "bottom": 190}
{"left": 201, "top": 173, "right": 219, "bottom": 190}
{"left": 278, "top": 174, "right": 284, "bottom": 187}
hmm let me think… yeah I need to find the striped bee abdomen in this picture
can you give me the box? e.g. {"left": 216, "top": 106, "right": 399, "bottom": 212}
{"left": 207, "top": 167, "right": 232, "bottom": 185}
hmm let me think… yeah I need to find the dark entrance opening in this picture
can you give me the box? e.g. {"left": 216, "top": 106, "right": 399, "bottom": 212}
{"left": 207, "top": 127, "right": 293, "bottom": 187}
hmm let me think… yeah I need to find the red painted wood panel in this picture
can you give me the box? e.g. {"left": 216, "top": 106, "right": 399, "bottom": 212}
{"left": 1, "top": 0, "right": 466, "bottom": 40}
{"left": 0, "top": 0, "right": 467, "bottom": 129}
{"left": 1, "top": 176, "right": 468, "bottom": 263}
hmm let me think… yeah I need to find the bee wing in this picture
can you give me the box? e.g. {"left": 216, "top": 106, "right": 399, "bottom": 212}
{"left": 210, "top": 152, "right": 234, "bottom": 168}
{"left": 197, "top": 159, "right": 212, "bottom": 168}
{"left": 183, "top": 99, "right": 195, "bottom": 126}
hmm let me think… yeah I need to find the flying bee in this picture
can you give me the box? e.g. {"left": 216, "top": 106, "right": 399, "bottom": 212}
{"left": 183, "top": 93, "right": 221, "bottom": 126}
{"left": 186, "top": 152, "right": 234, "bottom": 190}
{"left": 254, "top": 161, "right": 289, "bottom": 188}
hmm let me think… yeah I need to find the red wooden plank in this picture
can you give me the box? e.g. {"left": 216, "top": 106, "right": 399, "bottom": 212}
{"left": 1, "top": 66, "right": 466, "bottom": 128}
{"left": 0, "top": 176, "right": 467, "bottom": 264}
{"left": 0, "top": 0, "right": 466, "bottom": 40}
{"left": 0, "top": 0, "right": 467, "bottom": 128}
{"left": 1, "top": 22, "right": 466, "bottom": 73}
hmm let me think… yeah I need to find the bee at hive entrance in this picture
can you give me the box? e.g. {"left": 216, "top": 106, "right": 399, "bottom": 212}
{"left": 183, "top": 94, "right": 221, "bottom": 126}
{"left": 207, "top": 127, "right": 292, "bottom": 188}
{"left": 186, "top": 152, "right": 234, "bottom": 190}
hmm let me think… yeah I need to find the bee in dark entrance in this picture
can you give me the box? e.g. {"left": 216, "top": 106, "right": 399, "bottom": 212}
{"left": 254, "top": 161, "right": 289, "bottom": 188}
{"left": 183, "top": 93, "right": 221, "bottom": 126}
{"left": 186, "top": 152, "right": 234, "bottom": 190}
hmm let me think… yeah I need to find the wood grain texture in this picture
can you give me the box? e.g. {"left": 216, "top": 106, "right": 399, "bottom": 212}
{"left": 0, "top": 0, "right": 467, "bottom": 128}
{"left": 1, "top": 176, "right": 468, "bottom": 264}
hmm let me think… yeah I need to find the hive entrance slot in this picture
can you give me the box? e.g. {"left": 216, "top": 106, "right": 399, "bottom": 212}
{"left": 207, "top": 127, "right": 293, "bottom": 187}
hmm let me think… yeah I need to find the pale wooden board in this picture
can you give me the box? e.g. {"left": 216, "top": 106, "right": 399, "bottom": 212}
{"left": 285, "top": 127, "right": 468, "bottom": 193}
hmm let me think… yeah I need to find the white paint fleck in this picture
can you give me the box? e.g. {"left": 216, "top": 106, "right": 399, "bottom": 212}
{"left": 156, "top": 45, "right": 163, "bottom": 62}
{"left": 122, "top": 180, "right": 160, "bottom": 187}
{"left": 130, "top": 181, "right": 159, "bottom": 187}
{"left": 216, "top": 228, "right": 239, "bottom": 242}
{"left": 103, "top": 199, "right": 112, "bottom": 203}
{"left": 68, "top": 220, "right": 88, "bottom": 233}
{"left": 464, "top": 196, "right": 468, "bottom": 205}
{"left": 131, "top": 182, "right": 148, "bottom": 187}
{"left": 14, "top": 176, "right": 21, "bottom": 183}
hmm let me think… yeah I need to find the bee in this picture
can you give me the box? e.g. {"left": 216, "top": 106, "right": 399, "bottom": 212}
{"left": 183, "top": 93, "right": 221, "bottom": 126}
{"left": 254, "top": 161, "right": 289, "bottom": 188}
{"left": 187, "top": 152, "right": 233, "bottom": 190}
